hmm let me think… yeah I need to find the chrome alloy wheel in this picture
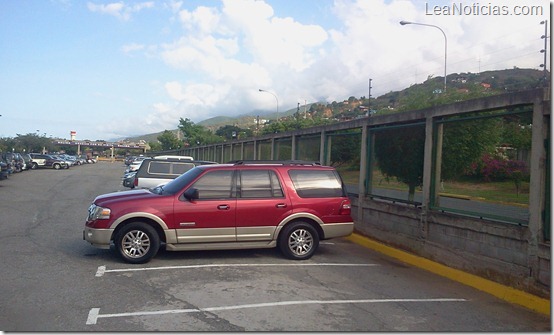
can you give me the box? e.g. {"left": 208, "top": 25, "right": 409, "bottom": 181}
{"left": 287, "top": 228, "right": 314, "bottom": 257}
{"left": 121, "top": 229, "right": 151, "bottom": 258}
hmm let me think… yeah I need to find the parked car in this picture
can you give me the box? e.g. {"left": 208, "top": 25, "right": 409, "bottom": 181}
{"left": 124, "top": 156, "right": 136, "bottom": 166}
{"left": 127, "top": 158, "right": 216, "bottom": 189}
{"left": 122, "top": 171, "right": 137, "bottom": 188}
{"left": 0, "top": 154, "right": 12, "bottom": 175}
{"left": 51, "top": 155, "right": 72, "bottom": 168}
{"left": 84, "top": 160, "right": 354, "bottom": 263}
{"left": 14, "top": 153, "right": 25, "bottom": 172}
{"left": 79, "top": 154, "right": 97, "bottom": 164}
{"left": 29, "top": 153, "right": 69, "bottom": 170}
{"left": 21, "top": 153, "right": 32, "bottom": 170}
{"left": 2, "top": 153, "right": 22, "bottom": 173}
{"left": 125, "top": 156, "right": 149, "bottom": 173}
{"left": 0, "top": 160, "right": 8, "bottom": 180}
{"left": 64, "top": 155, "right": 82, "bottom": 166}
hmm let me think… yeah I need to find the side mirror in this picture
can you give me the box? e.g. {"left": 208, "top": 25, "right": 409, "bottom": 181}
{"left": 184, "top": 188, "right": 199, "bottom": 200}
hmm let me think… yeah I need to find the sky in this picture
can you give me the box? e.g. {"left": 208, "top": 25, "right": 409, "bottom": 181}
{"left": 0, "top": 0, "right": 550, "bottom": 141}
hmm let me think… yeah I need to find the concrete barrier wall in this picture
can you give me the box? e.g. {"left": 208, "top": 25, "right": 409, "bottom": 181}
{"left": 350, "top": 196, "right": 550, "bottom": 298}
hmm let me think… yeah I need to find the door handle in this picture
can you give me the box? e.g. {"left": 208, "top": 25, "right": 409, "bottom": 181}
{"left": 276, "top": 203, "right": 287, "bottom": 208}
{"left": 218, "top": 205, "right": 230, "bottom": 210}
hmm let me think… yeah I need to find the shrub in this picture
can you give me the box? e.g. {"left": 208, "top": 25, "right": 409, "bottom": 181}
{"left": 469, "top": 153, "right": 529, "bottom": 182}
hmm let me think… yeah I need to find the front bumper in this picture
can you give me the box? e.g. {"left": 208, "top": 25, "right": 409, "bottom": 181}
{"left": 83, "top": 227, "right": 114, "bottom": 249}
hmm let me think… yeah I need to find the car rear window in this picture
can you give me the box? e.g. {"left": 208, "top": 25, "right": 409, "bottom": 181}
{"left": 288, "top": 170, "right": 345, "bottom": 198}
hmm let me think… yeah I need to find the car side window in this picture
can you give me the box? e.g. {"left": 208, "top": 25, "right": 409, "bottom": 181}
{"left": 148, "top": 162, "right": 171, "bottom": 175}
{"left": 172, "top": 162, "right": 195, "bottom": 175}
{"left": 190, "top": 170, "right": 234, "bottom": 199}
{"left": 240, "top": 170, "right": 284, "bottom": 198}
{"left": 288, "top": 170, "right": 345, "bottom": 198}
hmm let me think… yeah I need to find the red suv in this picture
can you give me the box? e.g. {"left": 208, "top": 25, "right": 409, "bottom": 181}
{"left": 84, "top": 160, "right": 353, "bottom": 263}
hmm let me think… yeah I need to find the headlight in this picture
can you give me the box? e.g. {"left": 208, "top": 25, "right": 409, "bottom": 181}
{"left": 87, "top": 204, "right": 111, "bottom": 221}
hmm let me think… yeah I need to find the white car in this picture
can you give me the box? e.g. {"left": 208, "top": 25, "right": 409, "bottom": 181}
{"left": 126, "top": 157, "right": 148, "bottom": 173}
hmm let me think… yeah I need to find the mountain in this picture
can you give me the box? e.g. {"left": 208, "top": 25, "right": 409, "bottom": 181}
{"left": 121, "top": 68, "right": 548, "bottom": 143}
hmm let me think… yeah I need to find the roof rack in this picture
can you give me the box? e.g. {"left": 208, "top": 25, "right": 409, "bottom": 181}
{"left": 228, "top": 160, "right": 322, "bottom": 166}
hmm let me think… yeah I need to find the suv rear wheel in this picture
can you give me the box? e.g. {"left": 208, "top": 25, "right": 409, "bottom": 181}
{"left": 279, "top": 222, "right": 319, "bottom": 260}
{"left": 115, "top": 222, "right": 160, "bottom": 264}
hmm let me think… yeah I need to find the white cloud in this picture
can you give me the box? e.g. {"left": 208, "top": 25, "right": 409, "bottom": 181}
{"left": 149, "top": 0, "right": 332, "bottom": 128}
{"left": 121, "top": 42, "right": 145, "bottom": 54}
{"left": 87, "top": 1, "right": 154, "bottom": 21}
{"left": 179, "top": 6, "right": 222, "bottom": 35}
{"left": 115, "top": 0, "right": 549, "bottom": 138}
{"left": 165, "top": 81, "right": 186, "bottom": 101}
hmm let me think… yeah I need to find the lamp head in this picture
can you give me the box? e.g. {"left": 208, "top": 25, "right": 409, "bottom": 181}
{"left": 399, "top": 20, "right": 412, "bottom": 26}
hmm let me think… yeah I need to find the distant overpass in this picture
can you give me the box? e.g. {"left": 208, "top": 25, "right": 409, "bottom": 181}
{"left": 53, "top": 140, "right": 147, "bottom": 155}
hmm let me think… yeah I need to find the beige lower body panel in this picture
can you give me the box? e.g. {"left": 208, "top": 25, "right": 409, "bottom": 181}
{"left": 166, "top": 240, "right": 276, "bottom": 251}
{"left": 236, "top": 226, "right": 276, "bottom": 241}
{"left": 321, "top": 222, "right": 354, "bottom": 239}
{"left": 176, "top": 227, "right": 236, "bottom": 243}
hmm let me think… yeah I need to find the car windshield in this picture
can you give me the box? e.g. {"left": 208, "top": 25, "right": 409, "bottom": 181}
{"left": 152, "top": 166, "right": 204, "bottom": 195}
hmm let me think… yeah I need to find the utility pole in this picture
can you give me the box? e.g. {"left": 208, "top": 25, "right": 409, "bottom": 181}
{"left": 368, "top": 78, "right": 372, "bottom": 116}
{"left": 540, "top": 20, "right": 549, "bottom": 86}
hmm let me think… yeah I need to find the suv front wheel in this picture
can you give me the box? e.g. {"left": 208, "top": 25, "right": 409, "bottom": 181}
{"left": 279, "top": 222, "right": 319, "bottom": 260}
{"left": 115, "top": 222, "right": 160, "bottom": 264}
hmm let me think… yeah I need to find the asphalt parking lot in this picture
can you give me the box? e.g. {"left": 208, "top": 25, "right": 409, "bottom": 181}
{"left": 0, "top": 161, "right": 550, "bottom": 331}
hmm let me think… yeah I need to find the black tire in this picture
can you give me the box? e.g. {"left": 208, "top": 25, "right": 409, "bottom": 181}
{"left": 278, "top": 222, "right": 319, "bottom": 260}
{"left": 115, "top": 222, "right": 160, "bottom": 264}
{"left": 53, "top": 163, "right": 61, "bottom": 170}
{"left": 31, "top": 162, "right": 38, "bottom": 170}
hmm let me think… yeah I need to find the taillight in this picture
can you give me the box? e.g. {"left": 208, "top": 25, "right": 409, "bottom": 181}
{"left": 133, "top": 176, "right": 138, "bottom": 187}
{"left": 339, "top": 199, "right": 351, "bottom": 215}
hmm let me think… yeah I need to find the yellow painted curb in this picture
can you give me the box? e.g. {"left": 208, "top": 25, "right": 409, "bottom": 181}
{"left": 346, "top": 233, "right": 550, "bottom": 316}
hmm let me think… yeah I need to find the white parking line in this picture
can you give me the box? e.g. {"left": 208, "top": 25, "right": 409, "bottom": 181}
{"left": 95, "top": 263, "right": 379, "bottom": 277}
{"left": 86, "top": 298, "right": 467, "bottom": 325}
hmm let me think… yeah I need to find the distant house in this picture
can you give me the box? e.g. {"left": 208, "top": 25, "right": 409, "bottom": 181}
{"left": 481, "top": 82, "right": 491, "bottom": 89}
{"left": 453, "top": 76, "right": 468, "bottom": 83}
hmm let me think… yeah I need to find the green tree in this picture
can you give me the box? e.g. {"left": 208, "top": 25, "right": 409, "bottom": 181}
{"left": 216, "top": 125, "right": 252, "bottom": 140}
{"left": 440, "top": 116, "right": 502, "bottom": 180}
{"left": 261, "top": 121, "right": 287, "bottom": 134}
{"left": 1, "top": 133, "right": 56, "bottom": 153}
{"left": 157, "top": 130, "right": 182, "bottom": 150}
{"left": 148, "top": 141, "right": 162, "bottom": 152}
{"left": 501, "top": 113, "right": 532, "bottom": 151}
{"left": 330, "top": 131, "right": 361, "bottom": 168}
{"left": 178, "top": 118, "right": 201, "bottom": 144}
{"left": 374, "top": 126, "right": 425, "bottom": 201}
{"left": 178, "top": 118, "right": 222, "bottom": 145}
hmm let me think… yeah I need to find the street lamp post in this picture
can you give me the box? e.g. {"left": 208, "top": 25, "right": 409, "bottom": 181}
{"left": 258, "top": 89, "right": 279, "bottom": 120}
{"left": 400, "top": 20, "right": 447, "bottom": 93}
